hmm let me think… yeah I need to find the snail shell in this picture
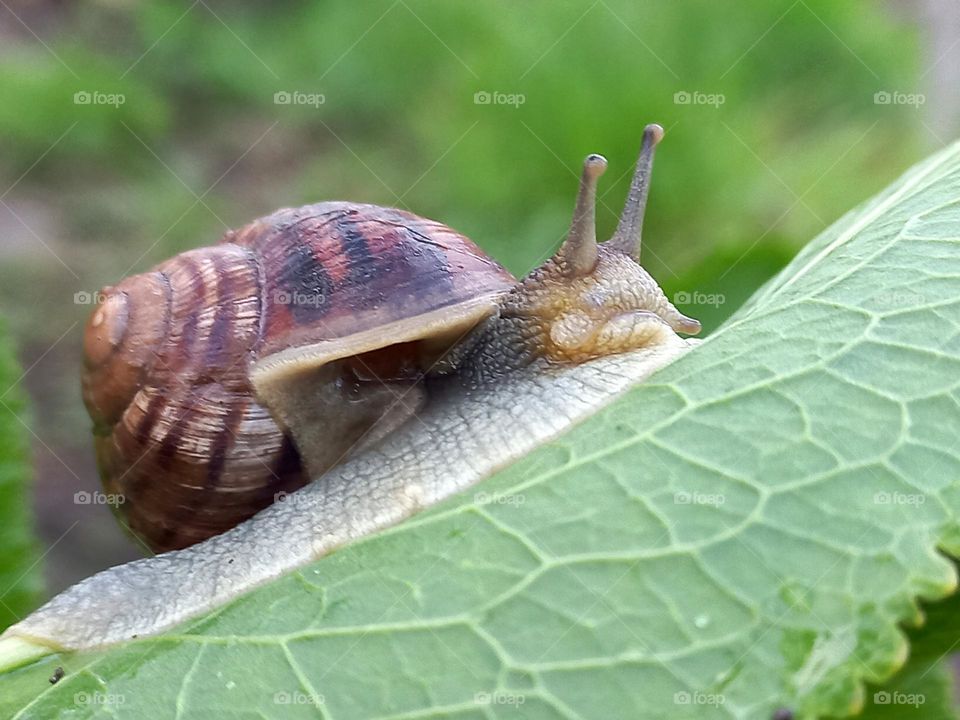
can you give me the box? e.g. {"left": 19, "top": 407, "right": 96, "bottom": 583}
{"left": 82, "top": 202, "right": 515, "bottom": 552}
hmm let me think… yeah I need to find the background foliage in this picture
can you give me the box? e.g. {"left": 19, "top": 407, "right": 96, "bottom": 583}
{"left": 0, "top": 1, "right": 925, "bottom": 340}
{"left": 0, "top": 320, "right": 37, "bottom": 630}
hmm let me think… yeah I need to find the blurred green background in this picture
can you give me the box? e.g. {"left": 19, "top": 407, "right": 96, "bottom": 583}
{"left": 0, "top": 0, "right": 950, "bottom": 595}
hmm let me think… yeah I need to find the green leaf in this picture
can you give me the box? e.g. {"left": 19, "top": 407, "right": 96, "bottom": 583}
{"left": 5, "top": 140, "right": 960, "bottom": 719}
{"left": 0, "top": 319, "right": 39, "bottom": 632}
{"left": 859, "top": 585, "right": 960, "bottom": 720}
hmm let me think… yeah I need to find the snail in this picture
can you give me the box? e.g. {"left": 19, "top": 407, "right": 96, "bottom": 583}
{"left": 1, "top": 124, "right": 701, "bottom": 658}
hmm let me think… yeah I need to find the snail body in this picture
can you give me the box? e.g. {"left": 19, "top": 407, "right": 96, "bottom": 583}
{"left": 12, "top": 332, "right": 692, "bottom": 651}
{"left": 4, "top": 124, "right": 700, "bottom": 653}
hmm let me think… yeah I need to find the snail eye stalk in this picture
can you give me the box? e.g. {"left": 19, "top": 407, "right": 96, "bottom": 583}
{"left": 559, "top": 153, "right": 607, "bottom": 276}
{"left": 607, "top": 123, "right": 664, "bottom": 259}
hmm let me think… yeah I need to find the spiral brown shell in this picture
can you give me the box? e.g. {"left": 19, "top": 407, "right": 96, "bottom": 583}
{"left": 82, "top": 202, "right": 515, "bottom": 552}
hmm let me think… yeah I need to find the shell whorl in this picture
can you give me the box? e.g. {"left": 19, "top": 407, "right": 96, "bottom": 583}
{"left": 83, "top": 243, "right": 307, "bottom": 552}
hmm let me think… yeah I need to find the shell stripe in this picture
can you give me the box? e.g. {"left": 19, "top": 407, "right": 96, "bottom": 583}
{"left": 339, "top": 215, "right": 378, "bottom": 284}
{"left": 127, "top": 270, "right": 175, "bottom": 450}
{"left": 203, "top": 249, "right": 236, "bottom": 369}
{"left": 277, "top": 238, "right": 335, "bottom": 325}
{"left": 131, "top": 388, "right": 167, "bottom": 465}
{"left": 150, "top": 270, "right": 175, "bottom": 379}
{"left": 145, "top": 254, "right": 208, "bottom": 465}
{"left": 152, "top": 395, "right": 249, "bottom": 550}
